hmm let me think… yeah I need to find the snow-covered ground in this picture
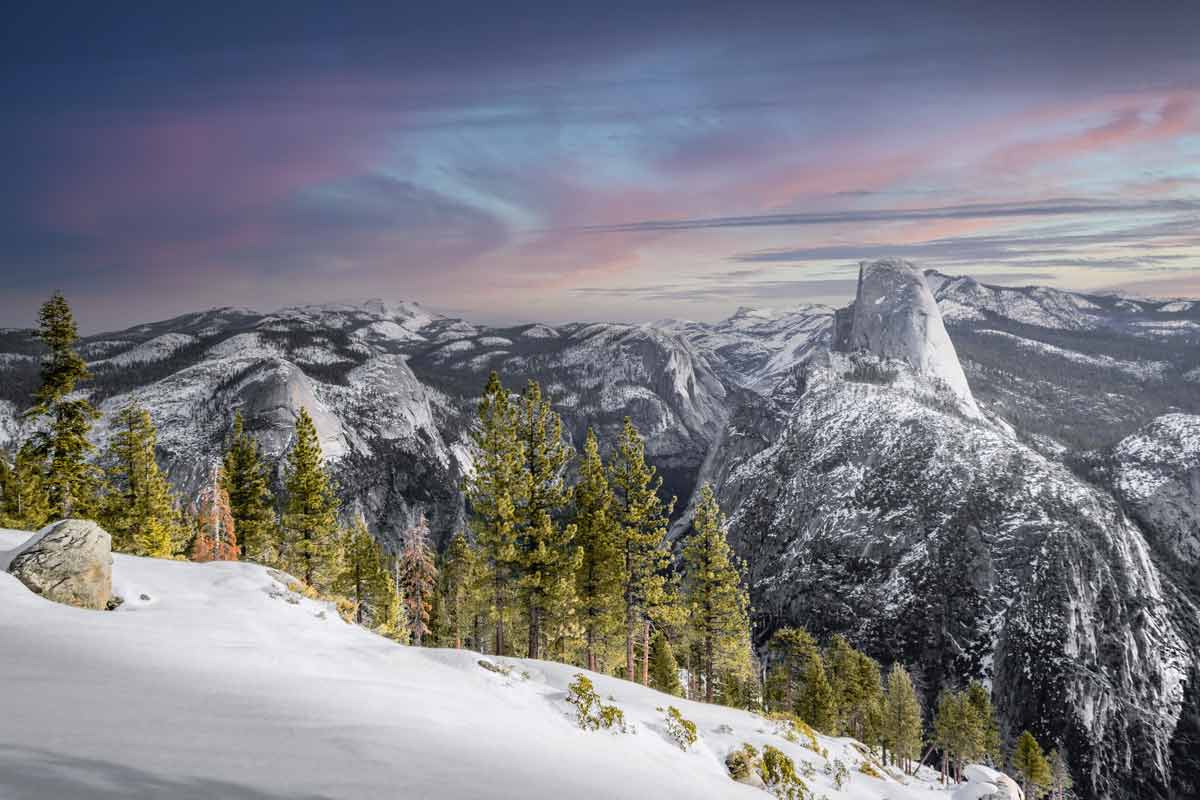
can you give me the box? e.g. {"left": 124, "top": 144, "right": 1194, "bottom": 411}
{"left": 0, "top": 528, "right": 1015, "bottom": 800}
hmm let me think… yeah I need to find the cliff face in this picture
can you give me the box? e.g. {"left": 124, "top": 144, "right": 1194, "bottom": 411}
{"left": 709, "top": 261, "right": 1197, "bottom": 799}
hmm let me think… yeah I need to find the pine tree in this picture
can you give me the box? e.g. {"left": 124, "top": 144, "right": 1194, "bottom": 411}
{"left": 825, "top": 634, "right": 859, "bottom": 735}
{"left": 191, "top": 464, "right": 238, "bottom": 561}
{"left": 1012, "top": 730, "right": 1052, "bottom": 800}
{"left": 512, "top": 380, "right": 577, "bottom": 660}
{"left": 609, "top": 416, "right": 675, "bottom": 683}
{"left": 0, "top": 444, "right": 51, "bottom": 530}
{"left": 1047, "top": 748, "right": 1074, "bottom": 800}
{"left": 398, "top": 514, "right": 438, "bottom": 646}
{"left": 768, "top": 626, "right": 836, "bottom": 730}
{"left": 882, "top": 664, "right": 923, "bottom": 774}
{"left": 465, "top": 372, "right": 523, "bottom": 656}
{"left": 221, "top": 410, "right": 277, "bottom": 564}
{"left": 99, "top": 401, "right": 184, "bottom": 558}
{"left": 850, "top": 650, "right": 885, "bottom": 750}
{"left": 281, "top": 407, "right": 340, "bottom": 590}
{"left": 681, "top": 484, "right": 749, "bottom": 703}
{"left": 572, "top": 428, "right": 624, "bottom": 671}
{"left": 335, "top": 515, "right": 385, "bottom": 625}
{"left": 933, "top": 689, "right": 984, "bottom": 784}
{"left": 440, "top": 531, "right": 475, "bottom": 649}
{"left": 648, "top": 629, "right": 682, "bottom": 695}
{"left": 966, "top": 680, "right": 1002, "bottom": 765}
{"left": 25, "top": 292, "right": 100, "bottom": 518}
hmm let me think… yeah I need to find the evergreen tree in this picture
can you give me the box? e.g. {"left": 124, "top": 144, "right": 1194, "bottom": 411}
{"left": 768, "top": 626, "right": 836, "bottom": 730}
{"left": 825, "top": 634, "right": 859, "bottom": 734}
{"left": 1047, "top": 748, "right": 1074, "bottom": 800}
{"left": 280, "top": 407, "right": 340, "bottom": 590}
{"left": 398, "top": 515, "right": 438, "bottom": 646}
{"left": 191, "top": 464, "right": 238, "bottom": 561}
{"left": 25, "top": 292, "right": 100, "bottom": 518}
{"left": 933, "top": 689, "right": 984, "bottom": 784}
{"left": 378, "top": 553, "right": 410, "bottom": 643}
{"left": 1012, "top": 730, "right": 1052, "bottom": 800}
{"left": 465, "top": 372, "right": 523, "bottom": 656}
{"left": 850, "top": 650, "right": 885, "bottom": 750}
{"left": 440, "top": 531, "right": 475, "bottom": 649}
{"left": 99, "top": 400, "right": 184, "bottom": 558}
{"left": 680, "top": 484, "right": 749, "bottom": 703}
{"left": 648, "top": 629, "right": 682, "bottom": 696}
{"left": 0, "top": 444, "right": 51, "bottom": 530}
{"left": 513, "top": 380, "right": 577, "bottom": 660}
{"left": 572, "top": 429, "right": 624, "bottom": 672}
{"left": 609, "top": 417, "right": 674, "bottom": 683}
{"left": 335, "top": 515, "right": 386, "bottom": 625}
{"left": 221, "top": 410, "right": 277, "bottom": 564}
{"left": 881, "top": 664, "right": 923, "bottom": 774}
{"left": 966, "top": 680, "right": 1002, "bottom": 765}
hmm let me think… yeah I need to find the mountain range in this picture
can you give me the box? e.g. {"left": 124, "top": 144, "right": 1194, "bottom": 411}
{"left": 1, "top": 262, "right": 1198, "bottom": 799}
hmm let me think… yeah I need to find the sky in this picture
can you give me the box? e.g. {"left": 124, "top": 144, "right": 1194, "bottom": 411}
{"left": 2, "top": 1, "right": 1199, "bottom": 332}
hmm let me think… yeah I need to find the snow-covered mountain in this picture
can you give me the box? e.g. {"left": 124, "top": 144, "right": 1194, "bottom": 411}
{"left": 1, "top": 263, "right": 1198, "bottom": 798}
{"left": 0, "top": 527, "right": 1021, "bottom": 800}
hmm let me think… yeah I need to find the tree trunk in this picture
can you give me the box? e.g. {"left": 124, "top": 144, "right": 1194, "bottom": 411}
{"left": 705, "top": 633, "right": 714, "bottom": 703}
{"left": 641, "top": 621, "right": 651, "bottom": 686}
{"left": 528, "top": 604, "right": 540, "bottom": 660}
{"left": 625, "top": 605, "right": 636, "bottom": 681}
{"left": 586, "top": 626, "right": 596, "bottom": 672}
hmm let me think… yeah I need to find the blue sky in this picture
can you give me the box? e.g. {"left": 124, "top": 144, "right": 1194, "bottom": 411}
{"left": 2, "top": 1, "right": 1198, "bottom": 331}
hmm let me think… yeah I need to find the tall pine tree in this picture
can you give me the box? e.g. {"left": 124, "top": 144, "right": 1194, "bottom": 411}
{"left": 648, "top": 629, "right": 682, "bottom": 695}
{"left": 99, "top": 400, "right": 184, "bottom": 557}
{"left": 221, "top": 410, "right": 277, "bottom": 564}
{"left": 191, "top": 464, "right": 238, "bottom": 561}
{"left": 609, "top": 417, "right": 674, "bottom": 683}
{"left": 398, "top": 515, "right": 438, "bottom": 646}
{"left": 1012, "top": 730, "right": 1052, "bottom": 799}
{"left": 681, "top": 484, "right": 749, "bottom": 703}
{"left": 881, "top": 664, "right": 923, "bottom": 773}
{"left": 26, "top": 292, "right": 100, "bottom": 518}
{"left": 514, "top": 380, "right": 577, "bottom": 660}
{"left": 440, "top": 531, "right": 476, "bottom": 649}
{"left": 335, "top": 514, "right": 393, "bottom": 626}
{"left": 281, "top": 407, "right": 340, "bottom": 590}
{"left": 465, "top": 372, "right": 523, "bottom": 656}
{"left": 573, "top": 428, "right": 624, "bottom": 672}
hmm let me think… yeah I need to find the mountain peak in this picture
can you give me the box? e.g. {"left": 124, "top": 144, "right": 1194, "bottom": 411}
{"left": 846, "top": 258, "right": 980, "bottom": 415}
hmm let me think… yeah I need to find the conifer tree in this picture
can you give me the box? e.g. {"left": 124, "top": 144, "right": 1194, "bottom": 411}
{"left": 0, "top": 444, "right": 52, "bottom": 530}
{"left": 378, "top": 554, "right": 410, "bottom": 643}
{"left": 681, "top": 484, "right": 749, "bottom": 703}
{"left": 825, "top": 634, "right": 859, "bottom": 734}
{"left": 882, "top": 664, "right": 923, "bottom": 773}
{"left": 609, "top": 417, "right": 675, "bottom": 683}
{"left": 1012, "top": 730, "right": 1052, "bottom": 799}
{"left": 850, "top": 650, "right": 885, "bottom": 749}
{"left": 335, "top": 515, "right": 384, "bottom": 625}
{"left": 572, "top": 428, "right": 624, "bottom": 672}
{"left": 440, "top": 531, "right": 475, "bottom": 649}
{"left": 191, "top": 464, "right": 238, "bottom": 562}
{"left": 796, "top": 643, "right": 837, "bottom": 732}
{"left": 281, "top": 407, "right": 340, "bottom": 589}
{"left": 1047, "top": 748, "right": 1074, "bottom": 800}
{"left": 99, "top": 401, "right": 184, "bottom": 558}
{"left": 221, "top": 410, "right": 277, "bottom": 563}
{"left": 966, "top": 680, "right": 1002, "bottom": 765}
{"left": 465, "top": 372, "right": 523, "bottom": 656}
{"left": 648, "top": 629, "right": 682, "bottom": 696}
{"left": 26, "top": 292, "right": 100, "bottom": 518}
{"left": 398, "top": 515, "right": 438, "bottom": 646}
{"left": 513, "top": 380, "right": 577, "bottom": 660}
{"left": 933, "top": 689, "right": 984, "bottom": 784}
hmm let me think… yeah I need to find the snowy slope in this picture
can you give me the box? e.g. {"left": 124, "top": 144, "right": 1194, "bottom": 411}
{"left": 0, "top": 528, "right": 1009, "bottom": 800}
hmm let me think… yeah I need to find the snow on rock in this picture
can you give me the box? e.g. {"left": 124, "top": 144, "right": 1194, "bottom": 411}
{"left": 1159, "top": 300, "right": 1195, "bottom": 313}
{"left": 933, "top": 273, "right": 1106, "bottom": 330}
{"left": 975, "top": 330, "right": 1169, "bottom": 381}
{"left": 91, "top": 333, "right": 197, "bottom": 367}
{"left": 0, "top": 526, "right": 978, "bottom": 800}
{"left": 846, "top": 260, "right": 981, "bottom": 416}
{"left": 521, "top": 324, "right": 560, "bottom": 339}
{"left": 5, "top": 520, "right": 112, "bottom": 609}
{"left": 953, "top": 766, "right": 1022, "bottom": 800}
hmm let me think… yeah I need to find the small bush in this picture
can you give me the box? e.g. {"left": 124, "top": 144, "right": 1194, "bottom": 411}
{"left": 664, "top": 706, "right": 698, "bottom": 750}
{"left": 858, "top": 761, "right": 882, "bottom": 779}
{"left": 824, "top": 758, "right": 850, "bottom": 789}
{"left": 759, "top": 745, "right": 810, "bottom": 800}
{"left": 566, "top": 674, "right": 628, "bottom": 733}
{"left": 478, "top": 659, "right": 512, "bottom": 676}
{"left": 726, "top": 743, "right": 759, "bottom": 782}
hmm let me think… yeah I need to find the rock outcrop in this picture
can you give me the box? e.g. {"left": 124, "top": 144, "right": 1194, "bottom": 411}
{"left": 7, "top": 520, "right": 113, "bottom": 609}
{"left": 838, "top": 259, "right": 980, "bottom": 416}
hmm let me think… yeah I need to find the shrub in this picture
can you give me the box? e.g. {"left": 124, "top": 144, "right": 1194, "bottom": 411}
{"left": 726, "top": 743, "right": 759, "bottom": 782}
{"left": 566, "top": 674, "right": 628, "bottom": 733}
{"left": 858, "top": 761, "right": 882, "bottom": 779}
{"left": 664, "top": 706, "right": 698, "bottom": 750}
{"left": 824, "top": 758, "right": 850, "bottom": 789}
{"left": 759, "top": 745, "right": 810, "bottom": 800}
